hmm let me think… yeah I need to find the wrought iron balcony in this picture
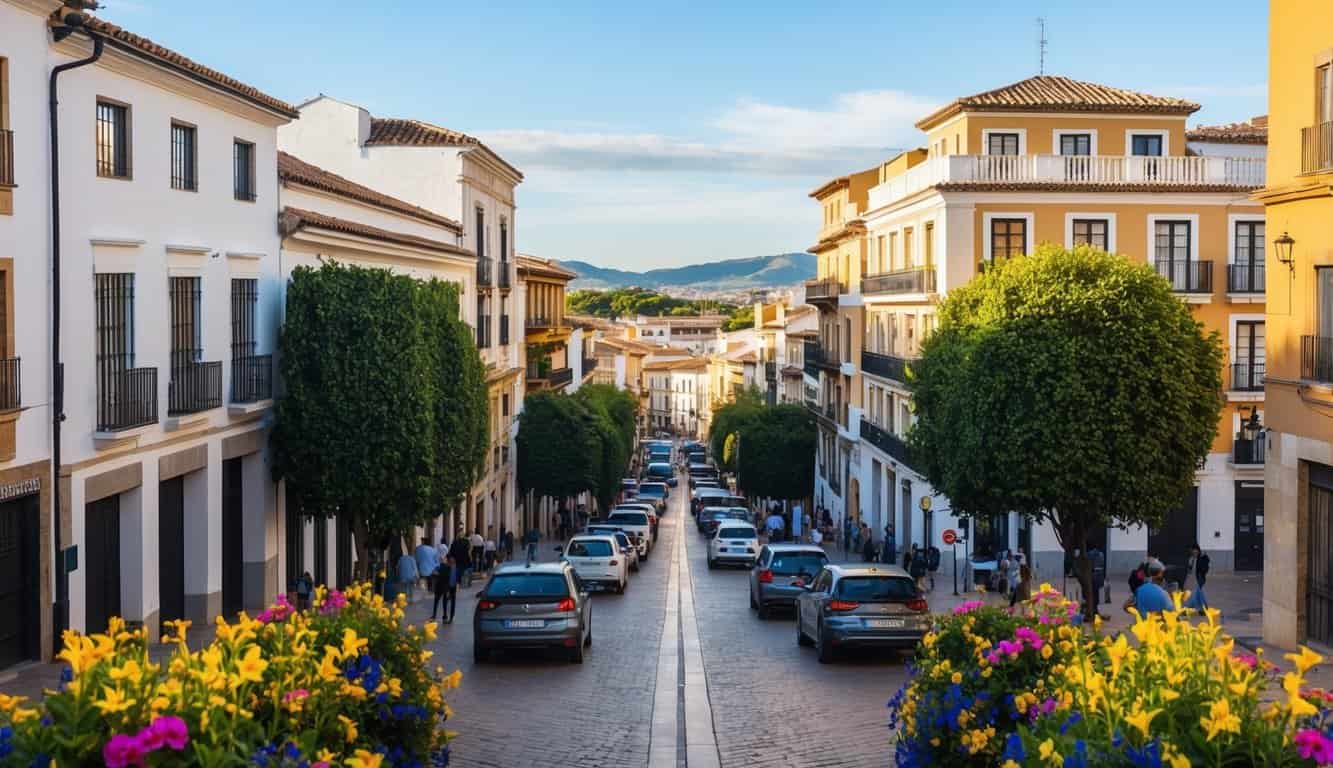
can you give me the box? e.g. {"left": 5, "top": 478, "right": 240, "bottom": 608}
{"left": 526, "top": 314, "right": 563, "bottom": 330}
{"left": 499, "top": 315, "right": 510, "bottom": 346}
{"left": 169, "top": 361, "right": 222, "bottom": 415}
{"left": 1154, "top": 260, "right": 1213, "bottom": 294}
{"left": 0, "top": 357, "right": 18, "bottom": 411}
{"left": 98, "top": 366, "right": 158, "bottom": 431}
{"left": 1303, "top": 121, "right": 1333, "bottom": 175}
{"left": 803, "top": 357, "right": 819, "bottom": 379}
{"left": 1230, "top": 362, "right": 1264, "bottom": 392}
{"left": 583, "top": 357, "right": 598, "bottom": 374}
{"left": 232, "top": 354, "right": 273, "bottom": 403}
{"left": 860, "top": 418, "right": 914, "bottom": 465}
{"left": 861, "top": 350, "right": 909, "bottom": 383}
{"left": 862, "top": 267, "right": 937, "bottom": 296}
{"left": 1233, "top": 433, "right": 1266, "bottom": 466}
{"left": 477, "top": 314, "right": 491, "bottom": 349}
{"left": 497, "top": 261, "right": 512, "bottom": 289}
{"left": 1303, "top": 336, "right": 1333, "bottom": 384}
{"left": 764, "top": 361, "right": 777, "bottom": 380}
{"left": 549, "top": 367, "right": 573, "bottom": 387}
{"left": 0, "top": 130, "right": 13, "bottom": 187}
{"left": 476, "top": 258, "right": 493, "bottom": 287}
{"left": 804, "top": 277, "right": 841, "bottom": 303}
{"left": 803, "top": 340, "right": 840, "bottom": 371}
{"left": 1227, "top": 263, "right": 1265, "bottom": 294}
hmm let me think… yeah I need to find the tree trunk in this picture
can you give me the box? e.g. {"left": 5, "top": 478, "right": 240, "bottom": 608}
{"left": 1076, "top": 524, "right": 1096, "bottom": 621}
{"left": 352, "top": 515, "right": 371, "bottom": 585}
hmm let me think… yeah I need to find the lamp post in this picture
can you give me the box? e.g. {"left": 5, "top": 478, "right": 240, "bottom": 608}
{"left": 1275, "top": 231, "right": 1296, "bottom": 274}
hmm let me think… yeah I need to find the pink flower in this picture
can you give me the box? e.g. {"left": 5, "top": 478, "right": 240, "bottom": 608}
{"left": 103, "top": 733, "right": 147, "bottom": 768}
{"left": 149, "top": 715, "right": 189, "bottom": 751}
{"left": 136, "top": 725, "right": 165, "bottom": 752}
{"left": 321, "top": 590, "right": 348, "bottom": 614}
{"left": 1294, "top": 729, "right": 1333, "bottom": 763}
{"left": 312, "top": 763, "right": 330, "bottom": 768}
{"left": 952, "top": 600, "right": 985, "bottom": 615}
{"left": 283, "top": 689, "right": 310, "bottom": 704}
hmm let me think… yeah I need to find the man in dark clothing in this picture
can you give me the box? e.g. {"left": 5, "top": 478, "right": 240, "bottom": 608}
{"left": 432, "top": 554, "right": 460, "bottom": 623}
{"left": 447, "top": 536, "right": 472, "bottom": 588}
{"left": 1185, "top": 544, "right": 1211, "bottom": 610}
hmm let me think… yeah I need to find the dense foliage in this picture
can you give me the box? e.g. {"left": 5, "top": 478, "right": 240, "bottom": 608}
{"left": 517, "top": 386, "right": 638, "bottom": 514}
{"left": 0, "top": 585, "right": 458, "bottom": 767}
{"left": 708, "top": 388, "right": 765, "bottom": 472}
{"left": 720, "top": 304, "right": 755, "bottom": 332}
{"left": 566, "top": 287, "right": 738, "bottom": 320}
{"left": 891, "top": 587, "right": 1333, "bottom": 767}
{"left": 273, "top": 262, "right": 488, "bottom": 569}
{"left": 909, "top": 245, "right": 1223, "bottom": 615}
{"left": 709, "top": 391, "right": 814, "bottom": 500}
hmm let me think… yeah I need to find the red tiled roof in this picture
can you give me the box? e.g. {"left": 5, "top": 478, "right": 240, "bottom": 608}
{"left": 364, "top": 118, "right": 523, "bottom": 179}
{"left": 279, "top": 207, "right": 475, "bottom": 258}
{"left": 917, "top": 75, "right": 1199, "bottom": 129}
{"left": 1187, "top": 116, "right": 1268, "bottom": 145}
{"left": 278, "top": 152, "right": 461, "bottom": 233}
{"left": 76, "top": 14, "right": 298, "bottom": 118}
{"left": 515, "top": 254, "right": 578, "bottom": 281}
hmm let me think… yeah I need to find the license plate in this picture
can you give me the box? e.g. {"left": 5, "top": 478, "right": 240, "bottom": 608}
{"left": 504, "top": 620, "right": 544, "bottom": 629}
{"left": 867, "top": 619, "right": 906, "bottom": 629}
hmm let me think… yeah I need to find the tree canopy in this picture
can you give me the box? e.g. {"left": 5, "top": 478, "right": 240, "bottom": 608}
{"left": 517, "top": 385, "right": 638, "bottom": 513}
{"left": 708, "top": 387, "right": 765, "bottom": 472}
{"left": 566, "top": 287, "right": 738, "bottom": 321}
{"left": 271, "top": 262, "right": 488, "bottom": 573}
{"left": 908, "top": 245, "right": 1223, "bottom": 613}
{"left": 721, "top": 305, "right": 755, "bottom": 332}
{"left": 734, "top": 404, "right": 816, "bottom": 501}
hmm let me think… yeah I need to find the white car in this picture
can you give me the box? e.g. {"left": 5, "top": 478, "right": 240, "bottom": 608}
{"left": 708, "top": 522, "right": 759, "bottom": 569}
{"left": 615, "top": 502, "right": 659, "bottom": 542}
{"left": 560, "top": 535, "right": 629, "bottom": 594}
{"left": 586, "top": 525, "right": 639, "bottom": 572}
{"left": 604, "top": 510, "right": 652, "bottom": 559}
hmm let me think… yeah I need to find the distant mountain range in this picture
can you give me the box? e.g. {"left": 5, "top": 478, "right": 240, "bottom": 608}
{"left": 564, "top": 253, "right": 815, "bottom": 289}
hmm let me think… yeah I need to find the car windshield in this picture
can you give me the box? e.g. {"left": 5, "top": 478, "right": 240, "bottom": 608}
{"left": 768, "top": 552, "right": 828, "bottom": 575}
{"left": 639, "top": 485, "right": 666, "bottom": 497}
{"left": 719, "top": 509, "right": 748, "bottom": 519}
{"left": 718, "top": 527, "right": 756, "bottom": 539}
{"left": 835, "top": 576, "right": 917, "bottom": 601}
{"left": 485, "top": 573, "right": 569, "bottom": 598}
{"left": 567, "top": 539, "right": 614, "bottom": 557}
{"left": 607, "top": 512, "right": 649, "bottom": 526}
{"left": 647, "top": 464, "right": 672, "bottom": 475}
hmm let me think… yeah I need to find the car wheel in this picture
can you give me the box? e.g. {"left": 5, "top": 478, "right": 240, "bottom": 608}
{"left": 585, "top": 617, "right": 592, "bottom": 647}
{"left": 757, "top": 602, "right": 769, "bottom": 620}
{"left": 816, "top": 623, "right": 834, "bottom": 664}
{"left": 616, "top": 579, "right": 626, "bottom": 595}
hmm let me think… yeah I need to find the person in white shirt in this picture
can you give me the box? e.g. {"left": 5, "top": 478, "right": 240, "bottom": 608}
{"left": 765, "top": 511, "right": 785, "bottom": 542}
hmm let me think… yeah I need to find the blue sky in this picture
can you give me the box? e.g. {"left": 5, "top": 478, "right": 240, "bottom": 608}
{"left": 97, "top": 0, "right": 1268, "bottom": 270}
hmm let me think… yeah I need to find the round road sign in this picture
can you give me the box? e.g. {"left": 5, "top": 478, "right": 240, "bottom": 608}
{"left": 942, "top": 529, "right": 957, "bottom": 545}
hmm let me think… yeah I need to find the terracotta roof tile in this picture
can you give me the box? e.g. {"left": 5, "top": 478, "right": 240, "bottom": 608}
{"left": 916, "top": 75, "right": 1199, "bottom": 129}
{"left": 1187, "top": 116, "right": 1268, "bottom": 145}
{"left": 278, "top": 152, "right": 461, "bottom": 232}
{"left": 77, "top": 14, "right": 298, "bottom": 118}
{"left": 364, "top": 117, "right": 523, "bottom": 180}
{"left": 515, "top": 254, "right": 578, "bottom": 280}
{"left": 279, "top": 206, "right": 475, "bottom": 258}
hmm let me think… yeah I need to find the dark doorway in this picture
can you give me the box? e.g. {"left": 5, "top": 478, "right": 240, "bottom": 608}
{"left": 313, "top": 516, "right": 328, "bottom": 587}
{"left": 284, "top": 495, "right": 304, "bottom": 592}
{"left": 1309, "top": 464, "right": 1333, "bottom": 645}
{"left": 158, "top": 477, "right": 186, "bottom": 625}
{"left": 0, "top": 492, "right": 41, "bottom": 668}
{"left": 335, "top": 515, "right": 352, "bottom": 589}
{"left": 1234, "top": 481, "right": 1264, "bottom": 572}
{"left": 899, "top": 482, "right": 912, "bottom": 551}
{"left": 85, "top": 495, "right": 121, "bottom": 635}
{"left": 1148, "top": 486, "right": 1199, "bottom": 568}
{"left": 221, "top": 458, "right": 243, "bottom": 617}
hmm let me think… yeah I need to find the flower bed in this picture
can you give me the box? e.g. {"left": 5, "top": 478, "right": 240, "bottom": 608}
{"left": 889, "top": 584, "right": 1333, "bottom": 767}
{"left": 0, "top": 584, "right": 457, "bottom": 767}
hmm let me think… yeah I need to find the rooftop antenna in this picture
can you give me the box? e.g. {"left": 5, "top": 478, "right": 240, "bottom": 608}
{"left": 1037, "top": 17, "right": 1048, "bottom": 75}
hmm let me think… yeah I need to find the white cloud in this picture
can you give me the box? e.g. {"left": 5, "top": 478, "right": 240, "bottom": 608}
{"left": 712, "top": 89, "right": 938, "bottom": 151}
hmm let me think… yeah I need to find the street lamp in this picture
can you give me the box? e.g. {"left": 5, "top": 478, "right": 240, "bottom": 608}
{"left": 1241, "top": 406, "right": 1263, "bottom": 442}
{"left": 1274, "top": 231, "right": 1296, "bottom": 274}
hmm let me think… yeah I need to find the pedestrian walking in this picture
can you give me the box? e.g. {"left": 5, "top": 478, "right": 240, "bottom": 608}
{"left": 1131, "top": 559, "right": 1173, "bottom": 615}
{"left": 414, "top": 536, "right": 440, "bottom": 592}
{"left": 909, "top": 546, "right": 928, "bottom": 592}
{"left": 294, "top": 570, "right": 313, "bottom": 611}
{"left": 483, "top": 531, "right": 498, "bottom": 572}
{"left": 524, "top": 525, "right": 541, "bottom": 565}
{"left": 881, "top": 525, "right": 896, "bottom": 565}
{"left": 469, "top": 528, "right": 484, "bottom": 576}
{"left": 1184, "top": 544, "right": 1211, "bottom": 611}
{"left": 765, "top": 508, "right": 785, "bottom": 542}
{"left": 811, "top": 526, "right": 823, "bottom": 547}
{"left": 1006, "top": 551, "right": 1021, "bottom": 601}
{"left": 861, "top": 524, "right": 876, "bottom": 562}
{"left": 502, "top": 528, "right": 515, "bottom": 561}
{"left": 448, "top": 534, "right": 473, "bottom": 588}
{"left": 1011, "top": 563, "right": 1032, "bottom": 606}
{"left": 396, "top": 547, "right": 419, "bottom": 603}
{"left": 432, "top": 554, "right": 460, "bottom": 623}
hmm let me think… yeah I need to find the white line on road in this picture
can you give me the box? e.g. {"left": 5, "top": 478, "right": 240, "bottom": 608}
{"left": 648, "top": 509, "right": 681, "bottom": 768}
{"left": 678, "top": 506, "right": 720, "bottom": 768}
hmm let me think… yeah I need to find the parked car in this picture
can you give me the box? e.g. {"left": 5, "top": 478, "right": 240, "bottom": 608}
{"left": 693, "top": 492, "right": 744, "bottom": 517}
{"left": 604, "top": 510, "right": 652, "bottom": 558}
{"left": 749, "top": 545, "right": 830, "bottom": 619}
{"left": 619, "top": 478, "right": 639, "bottom": 503}
{"left": 473, "top": 562, "right": 592, "bottom": 664}
{"left": 636, "top": 482, "right": 669, "bottom": 512}
{"left": 559, "top": 535, "right": 628, "bottom": 594}
{"left": 700, "top": 506, "right": 750, "bottom": 536}
{"left": 691, "top": 487, "right": 729, "bottom": 516}
{"left": 708, "top": 522, "right": 759, "bottom": 569}
{"left": 586, "top": 525, "right": 639, "bottom": 571}
{"left": 644, "top": 461, "right": 676, "bottom": 487}
{"left": 795, "top": 565, "right": 930, "bottom": 663}
{"left": 615, "top": 502, "right": 659, "bottom": 541}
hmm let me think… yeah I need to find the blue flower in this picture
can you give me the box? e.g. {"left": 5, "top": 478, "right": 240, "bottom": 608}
{"left": 1002, "top": 732, "right": 1026, "bottom": 763}
{"left": 1060, "top": 712, "right": 1083, "bottom": 735}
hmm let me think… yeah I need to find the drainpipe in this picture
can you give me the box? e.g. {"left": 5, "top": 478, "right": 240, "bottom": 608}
{"left": 49, "top": 15, "right": 103, "bottom": 653}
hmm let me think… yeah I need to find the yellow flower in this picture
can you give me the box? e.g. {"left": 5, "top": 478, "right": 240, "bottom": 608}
{"left": 11, "top": 708, "right": 39, "bottom": 723}
{"left": 1124, "top": 707, "right": 1161, "bottom": 738}
{"left": 1040, "top": 644, "right": 1053, "bottom": 659}
{"left": 1284, "top": 672, "right": 1319, "bottom": 718}
{"left": 0, "top": 694, "right": 27, "bottom": 712}
{"left": 1162, "top": 690, "right": 1180, "bottom": 701}
{"left": 1200, "top": 698, "right": 1241, "bottom": 741}
{"left": 422, "top": 621, "right": 438, "bottom": 642}
{"left": 950, "top": 672, "right": 963, "bottom": 685}
{"left": 345, "top": 749, "right": 383, "bottom": 768}
{"left": 1105, "top": 634, "right": 1131, "bottom": 677}
{"left": 236, "top": 645, "right": 269, "bottom": 683}
{"left": 108, "top": 659, "right": 143, "bottom": 684}
{"left": 1167, "top": 754, "right": 1190, "bottom": 768}
{"left": 317, "top": 750, "right": 339, "bottom": 763}
{"left": 338, "top": 714, "right": 359, "bottom": 743}
{"left": 1002, "top": 762, "right": 1021, "bottom": 768}
{"left": 1286, "top": 646, "right": 1324, "bottom": 675}
{"left": 442, "top": 669, "right": 463, "bottom": 691}
{"left": 1038, "top": 738, "right": 1062, "bottom": 766}
{"left": 341, "top": 629, "right": 368, "bottom": 658}
{"left": 93, "top": 686, "right": 136, "bottom": 715}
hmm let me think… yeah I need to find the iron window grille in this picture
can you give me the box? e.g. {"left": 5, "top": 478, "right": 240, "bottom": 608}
{"left": 169, "top": 277, "right": 202, "bottom": 369}
{"left": 97, "top": 273, "right": 158, "bottom": 430}
{"left": 231, "top": 279, "right": 258, "bottom": 360}
{"left": 96, "top": 101, "right": 130, "bottom": 179}
{"left": 170, "top": 122, "right": 196, "bottom": 191}
{"left": 233, "top": 140, "right": 256, "bottom": 201}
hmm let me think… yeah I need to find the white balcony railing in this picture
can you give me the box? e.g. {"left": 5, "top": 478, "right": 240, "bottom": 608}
{"left": 866, "top": 154, "right": 1266, "bottom": 211}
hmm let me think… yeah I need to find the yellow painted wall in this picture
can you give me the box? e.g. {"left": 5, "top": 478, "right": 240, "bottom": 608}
{"left": 966, "top": 199, "right": 1264, "bottom": 452}
{"left": 925, "top": 114, "right": 1188, "bottom": 157}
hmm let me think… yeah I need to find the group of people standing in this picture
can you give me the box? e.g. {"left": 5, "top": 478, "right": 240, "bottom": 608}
{"left": 390, "top": 523, "right": 546, "bottom": 624}
{"left": 1125, "top": 543, "right": 1211, "bottom": 616}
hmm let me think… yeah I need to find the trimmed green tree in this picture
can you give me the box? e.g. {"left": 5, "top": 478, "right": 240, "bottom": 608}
{"left": 575, "top": 384, "right": 639, "bottom": 513}
{"left": 516, "top": 390, "right": 600, "bottom": 503}
{"left": 708, "top": 387, "right": 765, "bottom": 472}
{"left": 735, "top": 404, "right": 816, "bottom": 502}
{"left": 908, "top": 245, "right": 1223, "bottom": 617}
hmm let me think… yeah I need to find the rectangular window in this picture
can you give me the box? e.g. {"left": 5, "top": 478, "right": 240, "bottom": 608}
{"left": 476, "top": 296, "right": 489, "bottom": 349}
{"left": 1319, "top": 64, "right": 1332, "bottom": 124}
{"left": 924, "top": 222, "right": 934, "bottom": 266}
{"left": 233, "top": 140, "right": 255, "bottom": 201}
{"left": 231, "top": 278, "right": 258, "bottom": 359}
{"left": 1072, "top": 218, "right": 1109, "bottom": 250}
{"left": 169, "top": 277, "right": 202, "bottom": 369}
{"left": 1320, "top": 268, "right": 1333, "bottom": 339}
{"left": 986, "top": 133, "right": 1020, "bottom": 155}
{"left": 1233, "top": 220, "right": 1265, "bottom": 293}
{"left": 887, "top": 232, "right": 897, "bottom": 270}
{"left": 1059, "top": 133, "right": 1092, "bottom": 155}
{"left": 170, "top": 122, "right": 196, "bottom": 191}
{"left": 903, "top": 227, "right": 914, "bottom": 268}
{"left": 1155, "top": 220, "right": 1194, "bottom": 290}
{"left": 989, "top": 218, "right": 1027, "bottom": 261}
{"left": 875, "top": 235, "right": 886, "bottom": 272}
{"left": 96, "top": 273, "right": 135, "bottom": 375}
{"left": 1131, "top": 134, "right": 1163, "bottom": 156}
{"left": 96, "top": 100, "right": 131, "bottom": 179}
{"left": 499, "top": 219, "right": 508, "bottom": 262}
{"left": 475, "top": 208, "right": 485, "bottom": 261}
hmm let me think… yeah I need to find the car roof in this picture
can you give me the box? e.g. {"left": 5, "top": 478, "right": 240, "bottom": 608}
{"left": 716, "top": 522, "right": 756, "bottom": 530}
{"left": 607, "top": 510, "right": 649, "bottom": 517}
{"left": 639, "top": 481, "right": 666, "bottom": 488}
{"left": 615, "top": 503, "right": 654, "bottom": 511}
{"left": 648, "top": 461, "right": 672, "bottom": 467}
{"left": 702, "top": 505, "right": 747, "bottom": 512}
{"left": 825, "top": 564, "right": 913, "bottom": 579}
{"left": 494, "top": 561, "right": 569, "bottom": 575}
{"left": 764, "top": 544, "right": 829, "bottom": 554}
{"left": 694, "top": 487, "right": 728, "bottom": 496}
{"left": 570, "top": 534, "right": 617, "bottom": 543}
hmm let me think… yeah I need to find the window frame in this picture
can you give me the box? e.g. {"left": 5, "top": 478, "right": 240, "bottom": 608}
{"left": 982, "top": 129, "right": 1024, "bottom": 156}
{"left": 982, "top": 213, "right": 1034, "bottom": 264}
{"left": 1126, "top": 130, "right": 1169, "bottom": 156}
{"left": 170, "top": 120, "right": 197, "bottom": 192}
{"left": 1064, "top": 212, "right": 1116, "bottom": 253}
{"left": 96, "top": 98, "right": 133, "bottom": 180}
{"left": 1318, "top": 60, "right": 1333, "bottom": 125}
{"left": 1053, "top": 129, "right": 1097, "bottom": 156}
{"left": 1145, "top": 213, "right": 1200, "bottom": 268}
{"left": 230, "top": 278, "right": 258, "bottom": 360}
{"left": 232, "top": 139, "right": 256, "bottom": 201}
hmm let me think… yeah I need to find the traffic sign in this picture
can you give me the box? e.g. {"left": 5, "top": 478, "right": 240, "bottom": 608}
{"left": 942, "top": 529, "right": 957, "bottom": 545}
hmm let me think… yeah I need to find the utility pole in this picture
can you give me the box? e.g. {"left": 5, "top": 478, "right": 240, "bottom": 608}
{"left": 1037, "top": 17, "right": 1048, "bottom": 75}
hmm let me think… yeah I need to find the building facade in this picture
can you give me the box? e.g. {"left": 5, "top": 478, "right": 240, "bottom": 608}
{"left": 1257, "top": 0, "right": 1333, "bottom": 648}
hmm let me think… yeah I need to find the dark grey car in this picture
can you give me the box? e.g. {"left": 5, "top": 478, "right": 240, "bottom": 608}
{"left": 473, "top": 562, "right": 592, "bottom": 664}
{"left": 749, "top": 544, "right": 830, "bottom": 619}
{"left": 795, "top": 564, "right": 930, "bottom": 663}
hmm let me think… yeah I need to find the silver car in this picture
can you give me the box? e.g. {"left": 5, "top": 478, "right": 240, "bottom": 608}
{"left": 795, "top": 564, "right": 930, "bottom": 663}
{"left": 473, "top": 562, "right": 592, "bottom": 664}
{"left": 749, "top": 544, "right": 830, "bottom": 619}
